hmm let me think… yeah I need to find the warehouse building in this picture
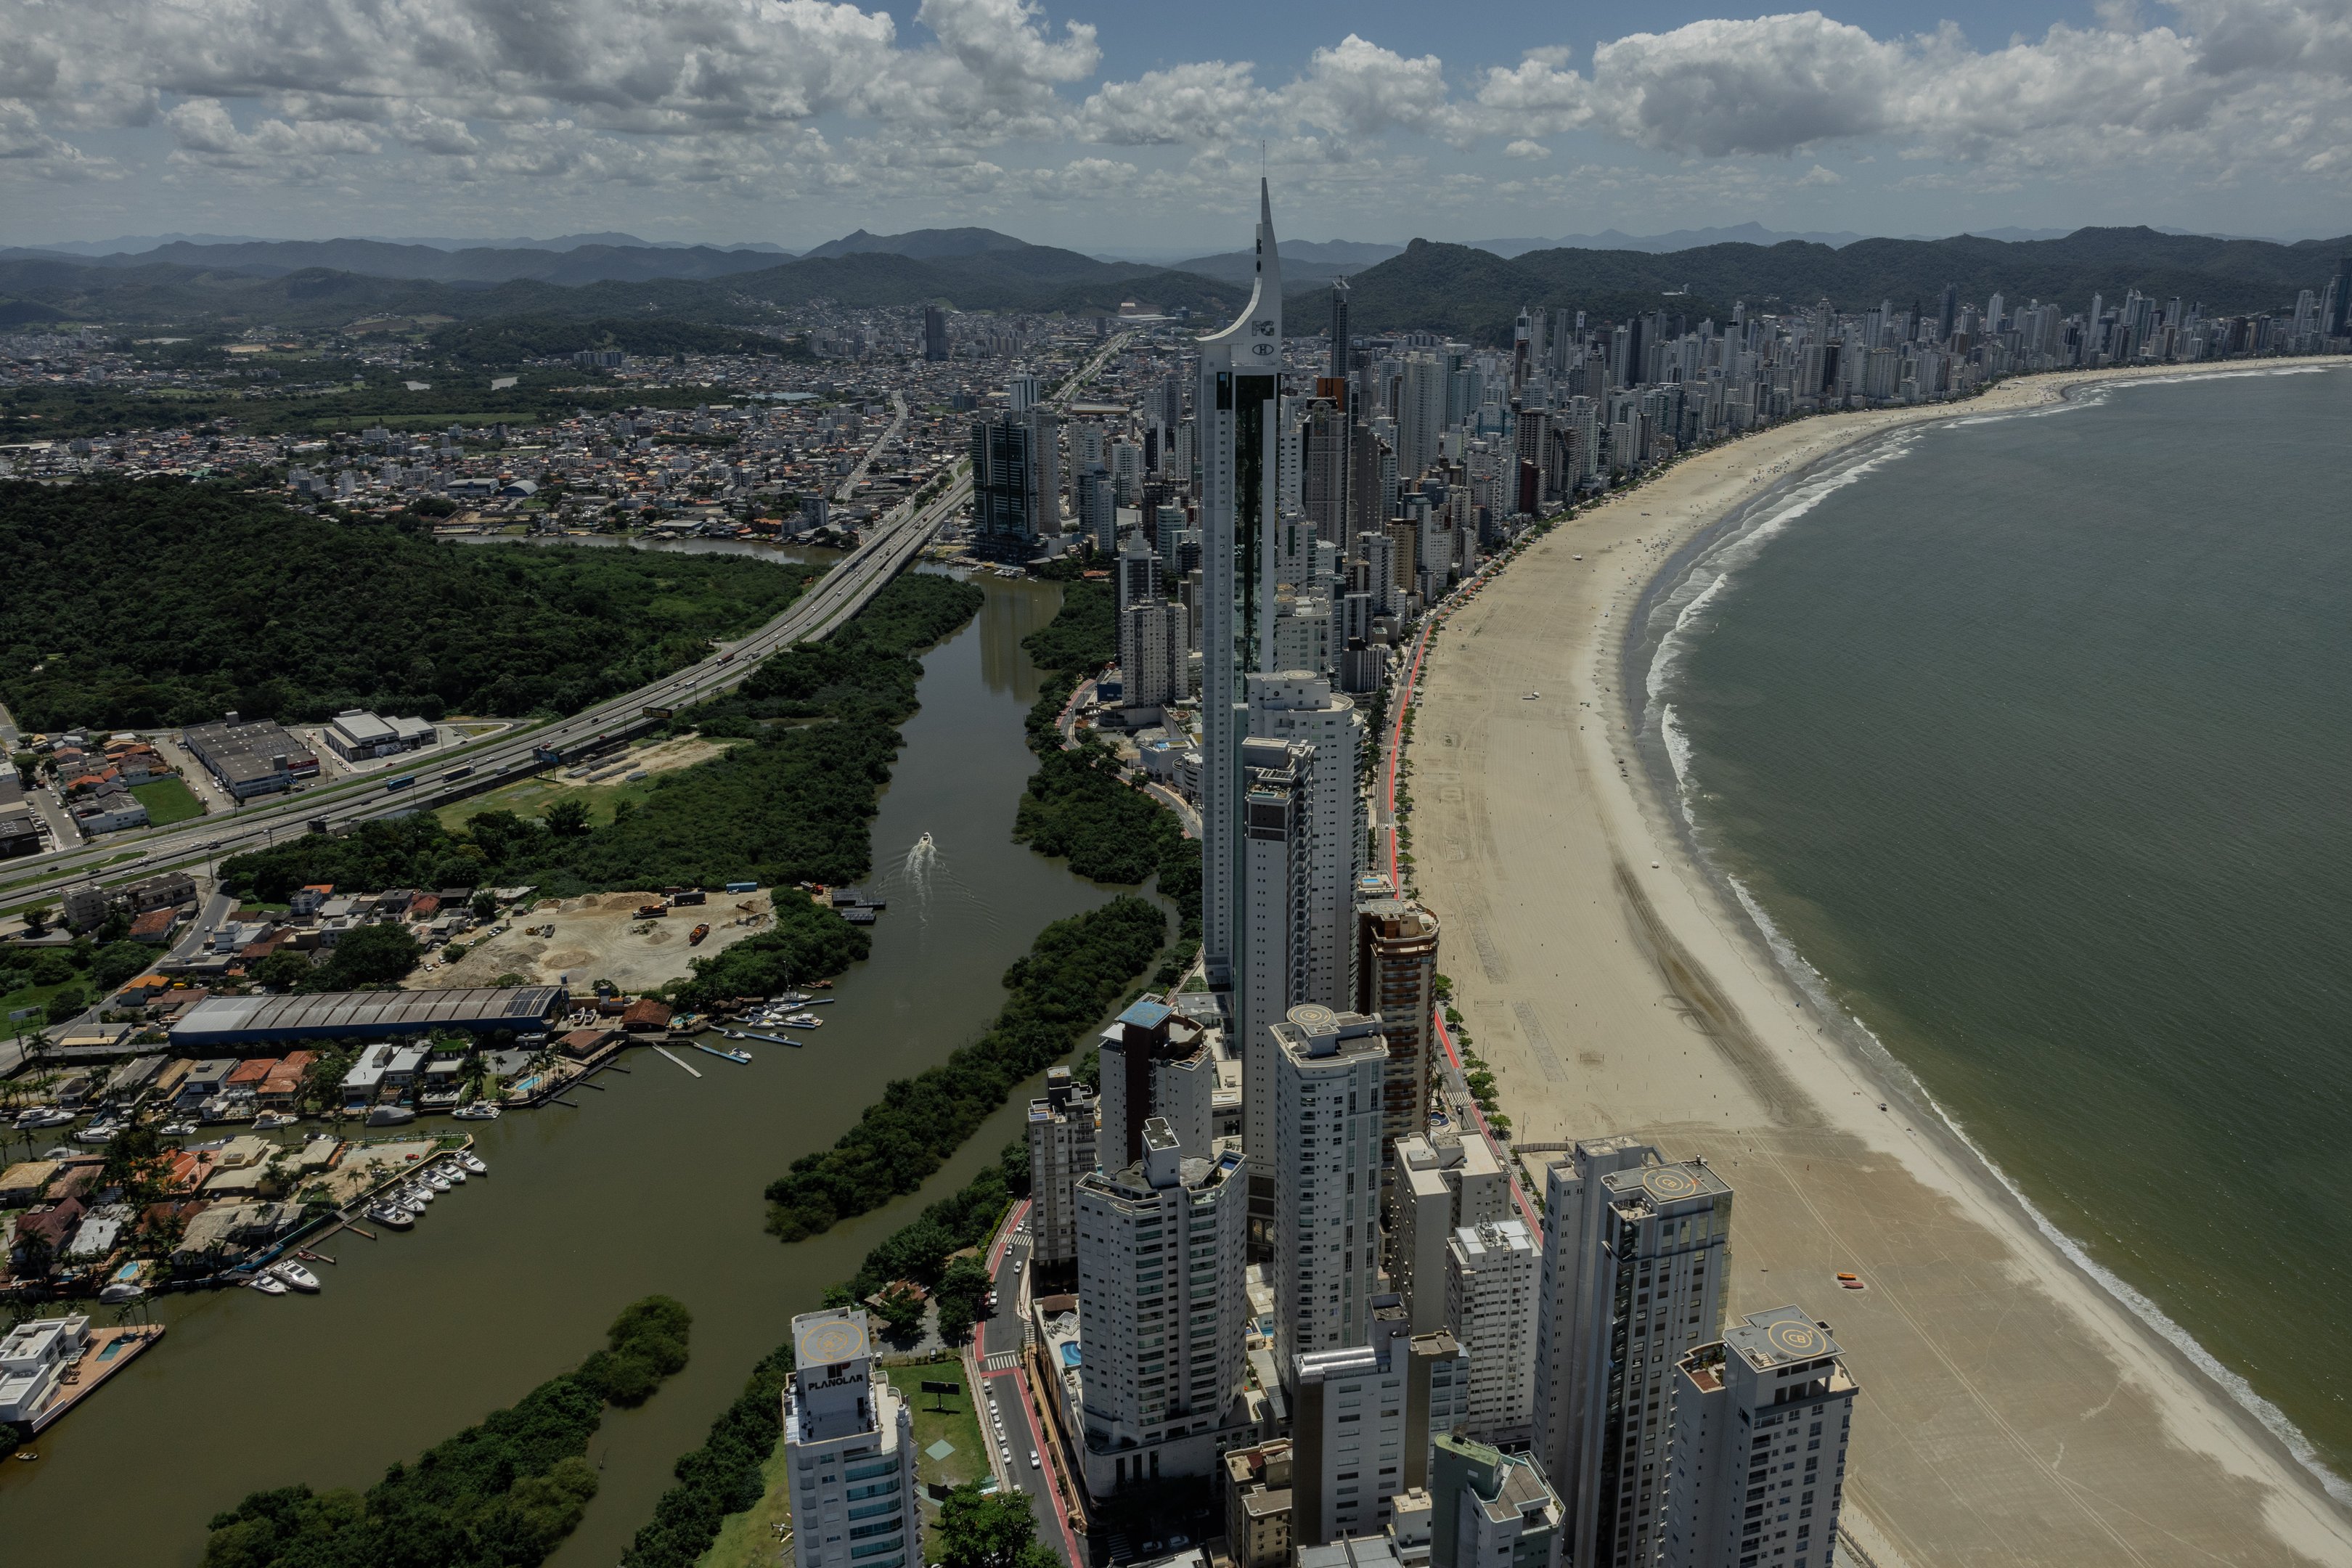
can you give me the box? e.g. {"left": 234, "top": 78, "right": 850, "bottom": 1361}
{"left": 180, "top": 714, "right": 320, "bottom": 800}
{"left": 168, "top": 987, "right": 566, "bottom": 1049}
{"left": 323, "top": 710, "right": 438, "bottom": 761}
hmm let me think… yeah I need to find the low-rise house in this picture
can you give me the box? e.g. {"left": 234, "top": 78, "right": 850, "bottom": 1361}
{"left": 341, "top": 1044, "right": 394, "bottom": 1105}
{"left": 0, "top": 1161, "right": 58, "bottom": 1209}
{"left": 620, "top": 998, "right": 674, "bottom": 1033}
{"left": 0, "top": 1315, "right": 91, "bottom": 1426}
{"left": 124, "top": 871, "right": 197, "bottom": 913}
{"left": 176, "top": 1058, "right": 238, "bottom": 1109}
{"left": 65, "top": 1204, "right": 131, "bottom": 1262}
{"left": 557, "top": 1027, "right": 618, "bottom": 1058}
{"left": 383, "top": 1045, "right": 427, "bottom": 1088}
{"left": 287, "top": 884, "right": 334, "bottom": 917}
{"left": 128, "top": 907, "right": 181, "bottom": 944}
{"left": 259, "top": 1051, "right": 316, "bottom": 1108}
{"left": 225, "top": 1058, "right": 278, "bottom": 1097}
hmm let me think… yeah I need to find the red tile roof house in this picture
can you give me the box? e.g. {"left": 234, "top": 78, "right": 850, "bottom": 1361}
{"left": 260, "top": 1052, "right": 317, "bottom": 1108}
{"left": 128, "top": 907, "right": 181, "bottom": 944}
{"left": 225, "top": 1058, "right": 279, "bottom": 1095}
{"left": 619, "top": 998, "right": 674, "bottom": 1033}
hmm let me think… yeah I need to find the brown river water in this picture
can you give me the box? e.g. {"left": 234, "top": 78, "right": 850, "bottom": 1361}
{"left": 0, "top": 571, "right": 1114, "bottom": 1565}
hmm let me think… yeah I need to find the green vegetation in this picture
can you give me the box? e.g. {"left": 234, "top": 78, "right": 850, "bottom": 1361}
{"left": 198, "top": 1296, "right": 690, "bottom": 1568}
{"left": 0, "top": 481, "right": 820, "bottom": 730}
{"left": 906, "top": 1356, "right": 992, "bottom": 1488}
{"left": 763, "top": 894, "right": 1166, "bottom": 1242}
{"left": 217, "top": 573, "right": 985, "bottom": 911}
{"left": 128, "top": 776, "right": 205, "bottom": 825}
{"left": 427, "top": 316, "right": 800, "bottom": 367}
{"left": 614, "top": 1339, "right": 797, "bottom": 1568}
{"left": 934, "top": 1484, "right": 1060, "bottom": 1568}
{"left": 1014, "top": 579, "right": 1203, "bottom": 939}
{"left": 619, "top": 1147, "right": 1029, "bottom": 1568}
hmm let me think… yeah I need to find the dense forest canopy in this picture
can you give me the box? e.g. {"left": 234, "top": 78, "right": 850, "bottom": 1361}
{"left": 219, "top": 571, "right": 984, "bottom": 914}
{"left": 0, "top": 480, "right": 819, "bottom": 730}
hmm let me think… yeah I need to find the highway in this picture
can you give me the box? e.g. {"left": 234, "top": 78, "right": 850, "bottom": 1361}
{"left": 0, "top": 332, "right": 1130, "bottom": 919}
{"left": 833, "top": 392, "right": 909, "bottom": 503}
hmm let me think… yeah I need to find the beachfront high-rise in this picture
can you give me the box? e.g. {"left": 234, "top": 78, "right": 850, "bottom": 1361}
{"left": 1359, "top": 894, "right": 1442, "bottom": 1201}
{"left": 1026, "top": 1064, "right": 1098, "bottom": 1274}
{"left": 1391, "top": 1131, "right": 1510, "bottom": 1334}
{"left": 1291, "top": 1297, "right": 1469, "bottom": 1547}
{"left": 1530, "top": 1140, "right": 1733, "bottom": 1568}
{"left": 1272, "top": 1003, "right": 1393, "bottom": 1374}
{"left": 1443, "top": 1218, "right": 1541, "bottom": 1446}
{"left": 1660, "top": 1307, "right": 1857, "bottom": 1568}
{"left": 1197, "top": 177, "right": 1286, "bottom": 1001}
{"left": 782, "top": 1311, "right": 923, "bottom": 1568}
{"left": 1072, "top": 1116, "right": 1249, "bottom": 1493}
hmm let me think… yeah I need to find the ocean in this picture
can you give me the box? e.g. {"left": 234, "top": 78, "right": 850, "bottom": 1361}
{"left": 1639, "top": 364, "right": 2352, "bottom": 1497}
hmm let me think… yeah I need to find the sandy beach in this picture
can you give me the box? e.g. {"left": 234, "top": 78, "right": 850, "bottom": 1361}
{"left": 1400, "top": 359, "right": 2352, "bottom": 1567}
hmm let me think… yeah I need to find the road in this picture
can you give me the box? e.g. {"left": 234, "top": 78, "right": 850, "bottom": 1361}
{"left": 834, "top": 393, "right": 909, "bottom": 503}
{"left": 1, "top": 335, "right": 1137, "bottom": 921}
{"left": 970, "top": 1199, "right": 1082, "bottom": 1567}
{"left": 0, "top": 474, "right": 965, "bottom": 917}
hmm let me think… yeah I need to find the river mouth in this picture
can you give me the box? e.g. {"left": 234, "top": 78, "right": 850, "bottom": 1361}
{"left": 0, "top": 571, "right": 1119, "bottom": 1567}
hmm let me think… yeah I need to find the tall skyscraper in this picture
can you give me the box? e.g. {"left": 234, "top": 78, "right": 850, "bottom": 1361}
{"left": 1443, "top": 1218, "right": 1540, "bottom": 1445}
{"left": 1250, "top": 671, "right": 1365, "bottom": 1009}
{"left": 1241, "top": 737, "right": 1318, "bottom": 1119}
{"left": 1122, "top": 598, "right": 1191, "bottom": 709}
{"left": 1429, "top": 1433, "right": 1566, "bottom": 1568}
{"left": 1390, "top": 1132, "right": 1508, "bottom": 1333}
{"left": 1531, "top": 1142, "right": 1733, "bottom": 1568}
{"left": 1272, "top": 1004, "right": 1392, "bottom": 1372}
{"left": 1074, "top": 1118, "right": 1249, "bottom": 1492}
{"left": 1291, "top": 1298, "right": 1467, "bottom": 1546}
{"left": 970, "top": 414, "right": 1038, "bottom": 560}
{"left": 1078, "top": 464, "right": 1116, "bottom": 552}
{"left": 1357, "top": 895, "right": 1440, "bottom": 1182}
{"left": 1330, "top": 278, "right": 1352, "bottom": 377}
{"left": 1662, "top": 1308, "right": 1857, "bottom": 1568}
{"left": 783, "top": 1312, "right": 923, "bottom": 1568}
{"left": 1397, "top": 355, "right": 1447, "bottom": 483}
{"left": 923, "top": 303, "right": 949, "bottom": 362}
{"left": 1026, "top": 1064, "right": 1098, "bottom": 1274}
{"left": 1302, "top": 395, "right": 1352, "bottom": 543}
{"left": 1198, "top": 180, "right": 1285, "bottom": 994}
{"left": 1098, "top": 997, "right": 1218, "bottom": 1167}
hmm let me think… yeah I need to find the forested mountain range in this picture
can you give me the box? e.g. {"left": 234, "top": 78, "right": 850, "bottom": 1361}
{"left": 3, "top": 222, "right": 2339, "bottom": 346}
{"left": 0, "top": 238, "right": 1244, "bottom": 330}
{"left": 1320, "top": 226, "right": 2352, "bottom": 344}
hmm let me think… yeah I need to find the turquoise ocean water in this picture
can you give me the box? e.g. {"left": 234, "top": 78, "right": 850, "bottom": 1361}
{"left": 1638, "top": 364, "right": 2352, "bottom": 1495}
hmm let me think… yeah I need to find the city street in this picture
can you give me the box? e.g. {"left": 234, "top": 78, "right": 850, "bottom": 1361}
{"left": 969, "top": 1199, "right": 1084, "bottom": 1567}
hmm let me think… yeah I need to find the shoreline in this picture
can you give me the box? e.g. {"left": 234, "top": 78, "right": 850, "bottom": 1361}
{"left": 1405, "top": 356, "right": 2352, "bottom": 1568}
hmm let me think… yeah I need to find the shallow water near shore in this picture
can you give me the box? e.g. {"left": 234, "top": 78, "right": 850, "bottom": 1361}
{"left": 1643, "top": 365, "right": 2352, "bottom": 1493}
{"left": 0, "top": 571, "right": 1106, "bottom": 1563}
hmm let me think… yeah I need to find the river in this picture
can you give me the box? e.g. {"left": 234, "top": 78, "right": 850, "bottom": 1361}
{"left": 0, "top": 570, "right": 1113, "bottom": 1564}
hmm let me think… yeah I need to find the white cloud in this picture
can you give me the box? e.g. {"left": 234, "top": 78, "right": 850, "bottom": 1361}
{"left": 2, "top": 0, "right": 2349, "bottom": 217}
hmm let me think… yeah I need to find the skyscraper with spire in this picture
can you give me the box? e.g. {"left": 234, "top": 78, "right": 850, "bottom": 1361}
{"left": 1197, "top": 180, "right": 1283, "bottom": 995}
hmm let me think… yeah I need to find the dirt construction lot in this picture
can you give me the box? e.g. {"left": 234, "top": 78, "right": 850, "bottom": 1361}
{"left": 418, "top": 889, "right": 778, "bottom": 993}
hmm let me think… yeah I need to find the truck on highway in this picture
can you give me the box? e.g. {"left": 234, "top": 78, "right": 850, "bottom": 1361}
{"left": 443, "top": 764, "right": 475, "bottom": 783}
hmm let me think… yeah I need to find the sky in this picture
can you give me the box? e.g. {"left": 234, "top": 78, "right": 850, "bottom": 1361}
{"left": 3, "top": 0, "right": 2348, "bottom": 254}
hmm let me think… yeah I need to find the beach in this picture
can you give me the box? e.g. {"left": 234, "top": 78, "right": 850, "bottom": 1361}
{"left": 1402, "top": 359, "right": 2352, "bottom": 1568}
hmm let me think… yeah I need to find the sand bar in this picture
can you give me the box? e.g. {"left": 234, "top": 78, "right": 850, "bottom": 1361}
{"left": 1402, "top": 358, "right": 2352, "bottom": 1568}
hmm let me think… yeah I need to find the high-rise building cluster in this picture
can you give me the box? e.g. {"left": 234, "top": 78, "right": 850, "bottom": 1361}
{"left": 948, "top": 181, "right": 1866, "bottom": 1568}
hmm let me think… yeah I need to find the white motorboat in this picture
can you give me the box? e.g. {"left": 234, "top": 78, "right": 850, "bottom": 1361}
{"left": 783, "top": 1013, "right": 822, "bottom": 1029}
{"left": 451, "top": 1102, "right": 502, "bottom": 1121}
{"left": 158, "top": 1120, "right": 199, "bottom": 1137}
{"left": 253, "top": 1111, "right": 299, "bottom": 1130}
{"left": 367, "top": 1204, "right": 414, "bottom": 1230}
{"left": 247, "top": 1273, "right": 290, "bottom": 1296}
{"left": 366, "top": 1105, "right": 417, "bottom": 1127}
{"left": 269, "top": 1261, "right": 322, "bottom": 1293}
{"left": 397, "top": 1188, "right": 430, "bottom": 1212}
{"left": 99, "top": 1280, "right": 146, "bottom": 1304}
{"left": 421, "top": 1171, "right": 452, "bottom": 1193}
{"left": 15, "top": 1108, "right": 74, "bottom": 1131}
{"left": 73, "top": 1119, "right": 124, "bottom": 1145}
{"left": 438, "top": 1161, "right": 467, "bottom": 1183}
{"left": 457, "top": 1151, "right": 487, "bottom": 1175}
